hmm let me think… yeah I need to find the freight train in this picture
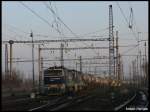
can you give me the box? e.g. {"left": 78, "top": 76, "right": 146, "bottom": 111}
{"left": 43, "top": 66, "right": 86, "bottom": 95}
{"left": 43, "top": 66, "right": 121, "bottom": 95}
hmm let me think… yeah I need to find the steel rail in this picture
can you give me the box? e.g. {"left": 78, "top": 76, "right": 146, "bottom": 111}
{"left": 114, "top": 93, "right": 137, "bottom": 111}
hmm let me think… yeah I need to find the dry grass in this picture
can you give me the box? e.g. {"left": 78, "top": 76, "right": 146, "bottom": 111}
{"left": 2, "top": 69, "right": 33, "bottom": 93}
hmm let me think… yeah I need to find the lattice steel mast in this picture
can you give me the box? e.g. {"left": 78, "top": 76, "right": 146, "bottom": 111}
{"left": 109, "top": 5, "right": 115, "bottom": 80}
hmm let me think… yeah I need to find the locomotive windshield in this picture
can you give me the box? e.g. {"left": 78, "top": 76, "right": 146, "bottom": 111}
{"left": 44, "top": 69, "right": 63, "bottom": 76}
{"left": 44, "top": 76, "right": 65, "bottom": 85}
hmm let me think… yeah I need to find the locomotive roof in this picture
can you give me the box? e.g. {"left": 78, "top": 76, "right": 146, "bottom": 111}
{"left": 44, "top": 66, "right": 104, "bottom": 78}
{"left": 44, "top": 66, "right": 83, "bottom": 74}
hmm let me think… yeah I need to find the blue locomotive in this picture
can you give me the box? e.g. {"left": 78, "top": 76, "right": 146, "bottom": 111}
{"left": 43, "top": 66, "right": 66, "bottom": 95}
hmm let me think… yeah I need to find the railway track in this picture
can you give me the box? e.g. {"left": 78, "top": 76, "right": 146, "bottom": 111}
{"left": 2, "top": 95, "right": 62, "bottom": 111}
{"left": 28, "top": 96, "right": 64, "bottom": 111}
{"left": 2, "top": 94, "right": 29, "bottom": 101}
{"left": 2, "top": 88, "right": 148, "bottom": 111}
{"left": 60, "top": 91, "right": 114, "bottom": 111}
{"left": 29, "top": 94, "right": 94, "bottom": 111}
{"left": 2, "top": 97, "right": 31, "bottom": 105}
{"left": 114, "top": 90, "right": 148, "bottom": 111}
{"left": 51, "top": 94, "right": 94, "bottom": 111}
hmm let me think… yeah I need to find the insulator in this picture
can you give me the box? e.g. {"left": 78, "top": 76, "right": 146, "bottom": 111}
{"left": 129, "top": 8, "right": 133, "bottom": 29}
{"left": 129, "top": 25, "right": 132, "bottom": 29}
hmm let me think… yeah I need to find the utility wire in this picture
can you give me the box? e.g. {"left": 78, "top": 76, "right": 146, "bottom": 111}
{"left": 8, "top": 23, "right": 148, "bottom": 38}
{"left": 3, "top": 33, "right": 18, "bottom": 41}
{"left": 121, "top": 44, "right": 139, "bottom": 55}
{"left": 5, "top": 24, "right": 147, "bottom": 39}
{"left": 116, "top": 2, "right": 139, "bottom": 42}
{"left": 19, "top": 2, "right": 60, "bottom": 49}
{"left": 19, "top": 2, "right": 60, "bottom": 34}
{"left": 116, "top": 2, "right": 129, "bottom": 27}
{"left": 7, "top": 28, "right": 28, "bottom": 40}
{"left": 43, "top": 2, "right": 76, "bottom": 59}
{"left": 127, "top": 2, "right": 141, "bottom": 58}
{"left": 128, "top": 2, "right": 140, "bottom": 33}
{"left": 5, "top": 27, "right": 41, "bottom": 49}
{"left": 45, "top": 2, "right": 77, "bottom": 37}
{"left": 5, "top": 24, "right": 58, "bottom": 38}
{"left": 4, "top": 24, "right": 147, "bottom": 41}
{"left": 45, "top": 2, "right": 100, "bottom": 55}
{"left": 79, "top": 27, "right": 109, "bottom": 37}
{"left": 43, "top": 2, "right": 65, "bottom": 36}
{"left": 6, "top": 24, "right": 30, "bottom": 35}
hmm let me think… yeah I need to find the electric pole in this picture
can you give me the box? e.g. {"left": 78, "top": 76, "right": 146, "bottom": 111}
{"left": 5, "top": 44, "right": 8, "bottom": 79}
{"left": 60, "top": 43, "right": 64, "bottom": 67}
{"left": 121, "top": 59, "right": 123, "bottom": 82}
{"left": 129, "top": 63, "right": 132, "bottom": 85}
{"left": 136, "top": 55, "right": 139, "bottom": 88}
{"left": 116, "top": 31, "right": 119, "bottom": 81}
{"left": 144, "top": 42, "right": 148, "bottom": 87}
{"left": 41, "top": 57, "right": 43, "bottom": 94}
{"left": 134, "top": 59, "right": 138, "bottom": 88}
{"left": 139, "top": 50, "right": 142, "bottom": 87}
{"left": 109, "top": 5, "right": 115, "bottom": 81}
{"left": 8, "top": 40, "right": 14, "bottom": 80}
{"left": 142, "top": 57, "right": 146, "bottom": 87}
{"left": 132, "top": 60, "right": 135, "bottom": 87}
{"left": 79, "top": 56, "right": 82, "bottom": 73}
{"left": 30, "top": 31, "right": 35, "bottom": 91}
{"left": 38, "top": 45, "right": 41, "bottom": 93}
{"left": 118, "top": 54, "right": 121, "bottom": 82}
{"left": 95, "top": 67, "right": 97, "bottom": 75}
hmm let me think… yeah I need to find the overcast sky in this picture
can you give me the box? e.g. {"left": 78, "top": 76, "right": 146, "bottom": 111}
{"left": 2, "top": 1, "right": 148, "bottom": 80}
